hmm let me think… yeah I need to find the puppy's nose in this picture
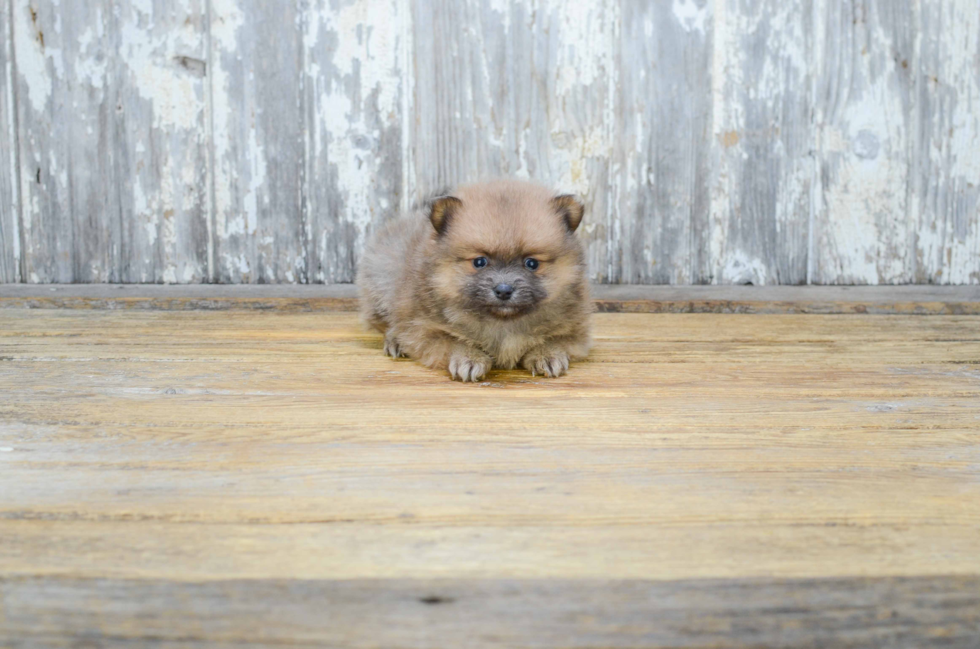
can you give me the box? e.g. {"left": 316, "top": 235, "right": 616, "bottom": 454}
{"left": 493, "top": 283, "right": 514, "bottom": 300}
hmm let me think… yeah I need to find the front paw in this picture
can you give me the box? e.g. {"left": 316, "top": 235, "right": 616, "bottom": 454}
{"left": 522, "top": 348, "right": 569, "bottom": 378}
{"left": 383, "top": 333, "right": 406, "bottom": 358}
{"left": 448, "top": 349, "right": 491, "bottom": 382}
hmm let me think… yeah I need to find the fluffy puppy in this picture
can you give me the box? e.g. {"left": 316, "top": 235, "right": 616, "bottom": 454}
{"left": 357, "top": 179, "right": 592, "bottom": 382}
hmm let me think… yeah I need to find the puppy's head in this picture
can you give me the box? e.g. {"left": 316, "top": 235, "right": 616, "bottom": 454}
{"left": 426, "top": 180, "right": 585, "bottom": 320}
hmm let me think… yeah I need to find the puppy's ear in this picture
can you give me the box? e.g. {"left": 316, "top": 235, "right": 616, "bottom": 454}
{"left": 551, "top": 194, "right": 585, "bottom": 233}
{"left": 429, "top": 196, "right": 463, "bottom": 235}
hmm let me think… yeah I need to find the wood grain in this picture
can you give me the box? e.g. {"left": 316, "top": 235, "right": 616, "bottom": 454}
{"left": 3, "top": 576, "right": 978, "bottom": 648}
{"left": 13, "top": 0, "right": 103, "bottom": 282}
{"left": 913, "top": 0, "right": 980, "bottom": 285}
{"left": 710, "top": 0, "right": 813, "bottom": 285}
{"left": 11, "top": 0, "right": 210, "bottom": 283}
{"left": 812, "top": 0, "right": 916, "bottom": 284}
{"left": 0, "top": 0, "right": 17, "bottom": 284}
{"left": 3, "top": 1, "right": 980, "bottom": 286}
{"left": 208, "top": 0, "right": 306, "bottom": 284}
{"left": 1, "top": 284, "right": 979, "bottom": 313}
{"left": 0, "top": 284, "right": 980, "bottom": 315}
{"left": 0, "top": 309, "right": 978, "bottom": 644}
{"left": 114, "top": 0, "right": 211, "bottom": 284}
{"left": 614, "top": 0, "right": 712, "bottom": 284}
{"left": 303, "top": 0, "right": 411, "bottom": 283}
{"left": 303, "top": 0, "right": 407, "bottom": 284}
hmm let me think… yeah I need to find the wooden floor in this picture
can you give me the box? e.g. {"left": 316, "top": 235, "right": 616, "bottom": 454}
{"left": 1, "top": 304, "right": 979, "bottom": 647}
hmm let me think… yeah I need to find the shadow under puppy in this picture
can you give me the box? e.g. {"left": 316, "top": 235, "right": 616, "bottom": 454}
{"left": 357, "top": 180, "right": 592, "bottom": 382}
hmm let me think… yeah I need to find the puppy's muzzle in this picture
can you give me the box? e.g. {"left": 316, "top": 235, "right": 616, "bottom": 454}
{"left": 493, "top": 283, "right": 514, "bottom": 301}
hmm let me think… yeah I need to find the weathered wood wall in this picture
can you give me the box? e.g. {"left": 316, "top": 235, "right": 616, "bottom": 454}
{"left": 1, "top": 0, "right": 978, "bottom": 284}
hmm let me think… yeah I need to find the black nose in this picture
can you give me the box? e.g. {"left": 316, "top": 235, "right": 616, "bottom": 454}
{"left": 493, "top": 283, "right": 514, "bottom": 300}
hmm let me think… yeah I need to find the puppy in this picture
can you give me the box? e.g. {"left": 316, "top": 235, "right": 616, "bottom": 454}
{"left": 357, "top": 179, "right": 592, "bottom": 382}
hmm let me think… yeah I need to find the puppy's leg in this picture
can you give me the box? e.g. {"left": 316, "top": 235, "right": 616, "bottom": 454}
{"left": 401, "top": 328, "right": 491, "bottom": 382}
{"left": 521, "top": 334, "right": 590, "bottom": 378}
{"left": 383, "top": 331, "right": 406, "bottom": 358}
{"left": 521, "top": 345, "right": 569, "bottom": 378}
{"left": 447, "top": 344, "right": 492, "bottom": 383}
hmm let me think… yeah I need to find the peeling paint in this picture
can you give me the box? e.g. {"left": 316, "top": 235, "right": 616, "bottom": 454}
{"left": 3, "top": 0, "right": 979, "bottom": 285}
{"left": 209, "top": 0, "right": 245, "bottom": 253}
{"left": 914, "top": 0, "right": 980, "bottom": 285}
{"left": 15, "top": 4, "right": 52, "bottom": 113}
{"left": 2, "top": 0, "right": 21, "bottom": 282}
{"left": 119, "top": 16, "right": 202, "bottom": 131}
{"left": 814, "top": 0, "right": 914, "bottom": 285}
{"left": 723, "top": 251, "right": 769, "bottom": 285}
{"left": 672, "top": 0, "right": 710, "bottom": 34}
{"left": 552, "top": 0, "right": 610, "bottom": 95}
{"left": 307, "top": 0, "right": 405, "bottom": 282}
{"left": 711, "top": 0, "right": 811, "bottom": 285}
{"left": 544, "top": 0, "right": 618, "bottom": 281}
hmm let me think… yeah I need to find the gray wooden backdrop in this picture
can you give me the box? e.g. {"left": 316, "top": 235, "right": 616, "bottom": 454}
{"left": 1, "top": 0, "right": 978, "bottom": 285}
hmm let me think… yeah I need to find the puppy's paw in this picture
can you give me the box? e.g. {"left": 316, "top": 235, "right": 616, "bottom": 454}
{"left": 448, "top": 349, "right": 491, "bottom": 382}
{"left": 522, "top": 348, "right": 570, "bottom": 378}
{"left": 383, "top": 334, "right": 406, "bottom": 359}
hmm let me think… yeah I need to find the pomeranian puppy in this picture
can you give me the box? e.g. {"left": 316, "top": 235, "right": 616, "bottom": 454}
{"left": 357, "top": 179, "right": 592, "bottom": 382}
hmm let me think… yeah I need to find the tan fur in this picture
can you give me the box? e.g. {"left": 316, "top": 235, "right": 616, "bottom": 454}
{"left": 357, "top": 179, "right": 592, "bottom": 382}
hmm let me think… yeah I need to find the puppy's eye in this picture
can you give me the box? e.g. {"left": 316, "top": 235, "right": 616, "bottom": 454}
{"left": 473, "top": 257, "right": 488, "bottom": 269}
{"left": 524, "top": 258, "right": 540, "bottom": 271}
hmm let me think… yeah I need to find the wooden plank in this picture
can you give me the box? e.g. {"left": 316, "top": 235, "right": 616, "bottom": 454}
{"left": 10, "top": 1, "right": 209, "bottom": 283}
{"left": 12, "top": 0, "right": 102, "bottom": 282}
{"left": 0, "top": 284, "right": 979, "bottom": 313}
{"left": 1, "top": 312, "right": 979, "bottom": 540}
{"left": 812, "top": 0, "right": 916, "bottom": 284}
{"left": 590, "top": 285, "right": 980, "bottom": 314}
{"left": 209, "top": 0, "right": 305, "bottom": 283}
{"left": 0, "top": 0, "right": 978, "bottom": 288}
{"left": 0, "top": 309, "right": 979, "bottom": 644}
{"left": 112, "top": 0, "right": 211, "bottom": 283}
{"left": 0, "top": 0, "right": 18, "bottom": 283}
{"left": 303, "top": 0, "right": 407, "bottom": 284}
{"left": 913, "top": 0, "right": 980, "bottom": 284}
{"left": 709, "top": 0, "right": 813, "bottom": 285}
{"left": 5, "top": 518, "right": 979, "bottom": 580}
{"left": 2, "top": 576, "right": 978, "bottom": 648}
{"left": 410, "top": 0, "right": 618, "bottom": 281}
{"left": 613, "top": 0, "right": 712, "bottom": 284}
{"left": 0, "top": 284, "right": 361, "bottom": 311}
